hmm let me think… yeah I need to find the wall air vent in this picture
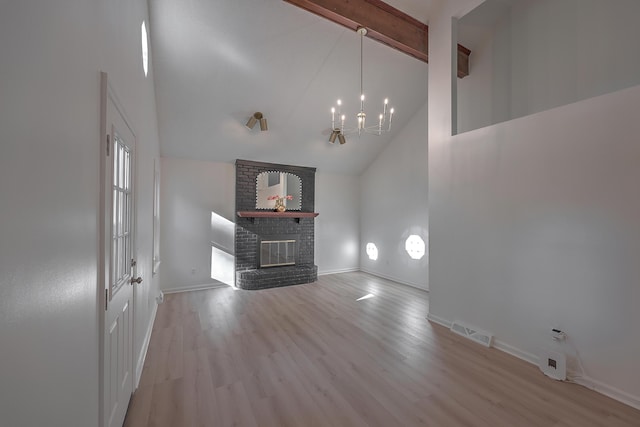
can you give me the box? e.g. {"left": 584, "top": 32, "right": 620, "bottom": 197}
{"left": 450, "top": 320, "right": 493, "bottom": 347}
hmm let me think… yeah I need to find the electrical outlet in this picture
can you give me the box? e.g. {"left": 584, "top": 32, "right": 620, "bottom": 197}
{"left": 191, "top": 268, "right": 196, "bottom": 275}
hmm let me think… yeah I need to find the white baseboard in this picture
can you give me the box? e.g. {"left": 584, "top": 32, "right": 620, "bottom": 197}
{"left": 492, "top": 339, "right": 539, "bottom": 366}
{"left": 318, "top": 267, "right": 360, "bottom": 276}
{"left": 162, "top": 282, "right": 228, "bottom": 294}
{"left": 360, "top": 268, "right": 429, "bottom": 291}
{"left": 569, "top": 374, "right": 640, "bottom": 411}
{"left": 134, "top": 300, "right": 157, "bottom": 389}
{"left": 426, "top": 313, "right": 640, "bottom": 411}
{"left": 426, "top": 313, "right": 452, "bottom": 328}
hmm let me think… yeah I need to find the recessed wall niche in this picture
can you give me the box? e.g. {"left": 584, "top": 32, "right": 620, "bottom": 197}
{"left": 455, "top": 0, "right": 640, "bottom": 135}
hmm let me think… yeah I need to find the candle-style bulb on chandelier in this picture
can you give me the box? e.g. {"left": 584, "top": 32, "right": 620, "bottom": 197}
{"left": 329, "top": 27, "right": 395, "bottom": 144}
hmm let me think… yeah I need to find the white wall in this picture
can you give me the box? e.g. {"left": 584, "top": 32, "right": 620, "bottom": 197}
{"left": 315, "top": 172, "right": 360, "bottom": 275}
{"left": 429, "top": 0, "right": 640, "bottom": 408}
{"left": 359, "top": 103, "right": 429, "bottom": 290}
{"left": 458, "top": 0, "right": 640, "bottom": 133}
{"left": 0, "top": 1, "right": 161, "bottom": 425}
{"left": 159, "top": 157, "right": 235, "bottom": 292}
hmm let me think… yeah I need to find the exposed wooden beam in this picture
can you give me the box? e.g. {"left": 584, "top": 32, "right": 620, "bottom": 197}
{"left": 283, "top": 0, "right": 471, "bottom": 78}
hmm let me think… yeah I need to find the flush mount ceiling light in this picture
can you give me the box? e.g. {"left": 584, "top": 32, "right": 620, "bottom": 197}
{"left": 246, "top": 112, "right": 268, "bottom": 131}
{"left": 329, "top": 27, "right": 395, "bottom": 145}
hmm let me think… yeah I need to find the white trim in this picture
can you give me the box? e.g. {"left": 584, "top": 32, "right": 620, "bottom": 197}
{"left": 318, "top": 267, "right": 360, "bottom": 276}
{"left": 162, "top": 282, "right": 228, "bottom": 294}
{"left": 493, "top": 339, "right": 539, "bottom": 365}
{"left": 569, "top": 374, "right": 640, "bottom": 411}
{"left": 152, "top": 158, "right": 161, "bottom": 275}
{"left": 99, "top": 72, "right": 139, "bottom": 427}
{"left": 134, "top": 300, "right": 157, "bottom": 388}
{"left": 426, "top": 313, "right": 640, "bottom": 411}
{"left": 360, "top": 268, "right": 429, "bottom": 291}
{"left": 426, "top": 313, "right": 452, "bottom": 328}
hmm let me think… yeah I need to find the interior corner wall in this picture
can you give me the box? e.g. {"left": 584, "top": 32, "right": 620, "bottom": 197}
{"left": 0, "top": 1, "right": 161, "bottom": 426}
{"left": 159, "top": 157, "right": 235, "bottom": 292}
{"left": 315, "top": 172, "right": 360, "bottom": 275}
{"left": 429, "top": 0, "right": 640, "bottom": 407}
{"left": 359, "top": 102, "right": 429, "bottom": 290}
{"left": 159, "top": 158, "right": 360, "bottom": 285}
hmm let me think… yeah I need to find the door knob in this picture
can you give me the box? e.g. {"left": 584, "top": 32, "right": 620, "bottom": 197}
{"left": 131, "top": 276, "right": 143, "bottom": 284}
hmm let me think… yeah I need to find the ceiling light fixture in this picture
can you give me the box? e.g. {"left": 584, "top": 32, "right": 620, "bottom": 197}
{"left": 329, "top": 128, "right": 347, "bottom": 144}
{"left": 246, "top": 112, "right": 268, "bottom": 131}
{"left": 329, "top": 129, "right": 339, "bottom": 143}
{"left": 329, "top": 27, "right": 395, "bottom": 144}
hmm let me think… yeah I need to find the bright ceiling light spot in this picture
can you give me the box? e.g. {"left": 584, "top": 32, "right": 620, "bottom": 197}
{"left": 356, "top": 293, "right": 375, "bottom": 301}
{"left": 405, "top": 234, "right": 425, "bottom": 260}
{"left": 366, "top": 243, "right": 378, "bottom": 261}
{"left": 141, "top": 21, "right": 149, "bottom": 77}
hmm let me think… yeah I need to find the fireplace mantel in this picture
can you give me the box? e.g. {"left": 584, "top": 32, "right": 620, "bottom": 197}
{"left": 237, "top": 211, "right": 319, "bottom": 219}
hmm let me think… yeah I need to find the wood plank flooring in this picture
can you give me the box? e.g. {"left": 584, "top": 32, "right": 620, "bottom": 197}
{"left": 124, "top": 272, "right": 640, "bottom": 426}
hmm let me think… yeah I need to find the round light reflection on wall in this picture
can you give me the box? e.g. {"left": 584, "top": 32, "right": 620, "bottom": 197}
{"left": 405, "top": 234, "right": 425, "bottom": 260}
{"left": 365, "top": 243, "right": 378, "bottom": 261}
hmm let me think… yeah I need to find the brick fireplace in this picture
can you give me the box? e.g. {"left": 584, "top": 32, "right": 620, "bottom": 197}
{"left": 235, "top": 159, "right": 318, "bottom": 290}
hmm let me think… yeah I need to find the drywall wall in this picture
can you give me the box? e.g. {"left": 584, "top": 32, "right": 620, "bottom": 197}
{"left": 0, "top": 1, "right": 161, "bottom": 426}
{"left": 429, "top": 0, "right": 640, "bottom": 408}
{"left": 360, "top": 103, "right": 429, "bottom": 290}
{"left": 159, "top": 157, "right": 236, "bottom": 292}
{"left": 315, "top": 172, "right": 360, "bottom": 275}
{"left": 457, "top": 0, "right": 640, "bottom": 133}
{"left": 160, "top": 157, "right": 360, "bottom": 289}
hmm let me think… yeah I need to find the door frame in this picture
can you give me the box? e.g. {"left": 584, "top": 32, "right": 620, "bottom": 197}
{"left": 99, "top": 71, "right": 138, "bottom": 427}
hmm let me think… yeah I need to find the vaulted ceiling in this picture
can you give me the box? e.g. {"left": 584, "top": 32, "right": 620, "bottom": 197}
{"left": 149, "top": 0, "right": 434, "bottom": 174}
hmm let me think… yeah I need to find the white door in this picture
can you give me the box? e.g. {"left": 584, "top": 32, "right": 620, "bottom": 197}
{"left": 101, "top": 73, "right": 138, "bottom": 427}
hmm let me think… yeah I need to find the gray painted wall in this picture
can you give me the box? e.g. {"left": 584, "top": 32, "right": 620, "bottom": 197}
{"left": 430, "top": 0, "right": 640, "bottom": 408}
{"left": 0, "top": 0, "right": 161, "bottom": 425}
{"left": 360, "top": 103, "right": 429, "bottom": 290}
{"left": 159, "top": 158, "right": 360, "bottom": 292}
{"left": 457, "top": 0, "right": 640, "bottom": 133}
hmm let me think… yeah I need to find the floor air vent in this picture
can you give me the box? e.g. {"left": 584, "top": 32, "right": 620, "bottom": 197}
{"left": 450, "top": 320, "right": 493, "bottom": 347}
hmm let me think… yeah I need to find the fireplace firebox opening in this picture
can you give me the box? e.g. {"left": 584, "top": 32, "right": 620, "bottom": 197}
{"left": 259, "top": 236, "right": 298, "bottom": 268}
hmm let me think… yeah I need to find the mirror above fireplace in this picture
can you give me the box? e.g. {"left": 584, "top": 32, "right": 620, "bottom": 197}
{"left": 255, "top": 171, "right": 302, "bottom": 210}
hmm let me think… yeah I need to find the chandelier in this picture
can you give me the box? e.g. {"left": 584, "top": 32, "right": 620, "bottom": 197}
{"left": 329, "top": 27, "right": 395, "bottom": 145}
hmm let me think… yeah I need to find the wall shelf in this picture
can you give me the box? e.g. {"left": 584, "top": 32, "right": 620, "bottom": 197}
{"left": 237, "top": 211, "right": 319, "bottom": 221}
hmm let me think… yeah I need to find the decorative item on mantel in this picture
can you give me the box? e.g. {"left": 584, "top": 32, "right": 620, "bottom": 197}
{"left": 268, "top": 194, "right": 293, "bottom": 212}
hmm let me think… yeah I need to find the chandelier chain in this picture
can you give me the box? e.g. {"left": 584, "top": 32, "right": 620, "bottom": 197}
{"left": 360, "top": 31, "right": 364, "bottom": 101}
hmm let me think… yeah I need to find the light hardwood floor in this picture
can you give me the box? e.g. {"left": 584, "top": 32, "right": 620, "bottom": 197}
{"left": 124, "top": 272, "right": 640, "bottom": 426}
